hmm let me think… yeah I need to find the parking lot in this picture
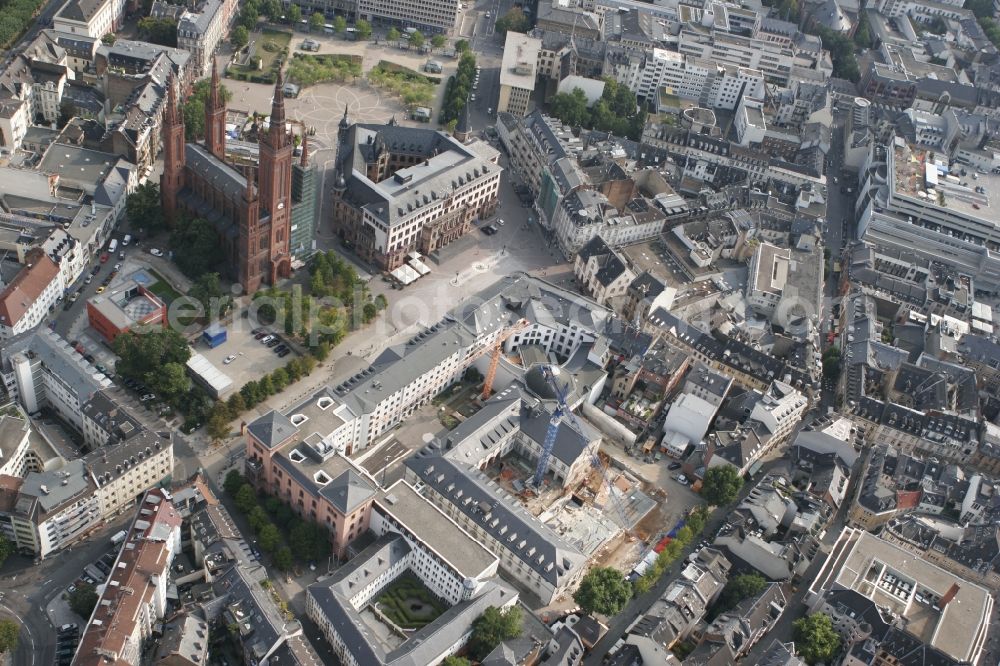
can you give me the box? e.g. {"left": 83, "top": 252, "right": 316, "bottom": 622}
{"left": 194, "top": 321, "right": 300, "bottom": 391}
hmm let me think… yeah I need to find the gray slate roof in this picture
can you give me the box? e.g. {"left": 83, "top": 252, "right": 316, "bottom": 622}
{"left": 246, "top": 410, "right": 297, "bottom": 449}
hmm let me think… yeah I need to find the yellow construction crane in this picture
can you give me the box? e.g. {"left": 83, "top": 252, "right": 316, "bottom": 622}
{"left": 481, "top": 319, "right": 530, "bottom": 400}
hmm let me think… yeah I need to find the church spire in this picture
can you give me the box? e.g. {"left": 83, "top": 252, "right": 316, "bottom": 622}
{"left": 205, "top": 59, "right": 227, "bottom": 161}
{"left": 300, "top": 128, "right": 309, "bottom": 166}
{"left": 268, "top": 70, "right": 287, "bottom": 148}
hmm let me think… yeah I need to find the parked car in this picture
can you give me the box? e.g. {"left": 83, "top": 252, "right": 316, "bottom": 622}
{"left": 223, "top": 354, "right": 237, "bottom": 364}
{"left": 96, "top": 286, "right": 105, "bottom": 294}
{"left": 140, "top": 394, "right": 155, "bottom": 402}
{"left": 260, "top": 335, "right": 275, "bottom": 344}
{"left": 266, "top": 338, "right": 280, "bottom": 347}
{"left": 274, "top": 344, "right": 288, "bottom": 354}
{"left": 277, "top": 349, "right": 290, "bottom": 358}
{"left": 99, "top": 253, "right": 109, "bottom": 263}
{"left": 254, "top": 331, "right": 268, "bottom": 340}
{"left": 149, "top": 248, "right": 164, "bottom": 257}
{"left": 85, "top": 276, "right": 93, "bottom": 285}
{"left": 668, "top": 461, "right": 682, "bottom": 471}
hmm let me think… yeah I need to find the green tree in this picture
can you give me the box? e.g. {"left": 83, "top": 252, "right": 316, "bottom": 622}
{"left": 274, "top": 546, "right": 293, "bottom": 570}
{"left": 494, "top": 6, "right": 530, "bottom": 34}
{"left": 0, "top": 619, "right": 18, "bottom": 654}
{"left": 333, "top": 15, "right": 346, "bottom": 34}
{"left": 793, "top": 613, "right": 842, "bottom": 665}
{"left": 355, "top": 18, "right": 371, "bottom": 39}
{"left": 126, "top": 181, "right": 165, "bottom": 234}
{"left": 289, "top": 520, "right": 315, "bottom": 561}
{"left": 431, "top": 34, "right": 446, "bottom": 49}
{"left": 231, "top": 24, "right": 249, "bottom": 49}
{"left": 550, "top": 88, "right": 590, "bottom": 126}
{"left": 309, "top": 11, "right": 325, "bottom": 31}
{"left": 148, "top": 362, "right": 190, "bottom": 403}
{"left": 409, "top": 30, "right": 425, "bottom": 48}
{"left": 387, "top": 26, "right": 400, "bottom": 42}
{"left": 113, "top": 328, "right": 191, "bottom": 384}
{"left": 102, "top": 33, "right": 115, "bottom": 45}
{"left": 0, "top": 534, "right": 12, "bottom": 568}
{"left": 455, "top": 38, "right": 470, "bottom": 53}
{"left": 287, "top": 3, "right": 302, "bottom": 24}
{"left": 442, "top": 657, "right": 470, "bottom": 666}
{"left": 248, "top": 506, "right": 269, "bottom": 532}
{"left": 712, "top": 574, "right": 766, "bottom": 618}
{"left": 261, "top": 0, "right": 281, "bottom": 22}
{"left": 573, "top": 567, "right": 632, "bottom": 616}
{"left": 207, "top": 404, "right": 231, "bottom": 443}
{"left": 170, "top": 216, "right": 225, "bottom": 279}
{"left": 823, "top": 345, "right": 842, "bottom": 379}
{"left": 362, "top": 302, "right": 378, "bottom": 322}
{"left": 69, "top": 584, "right": 98, "bottom": 619}
{"left": 227, "top": 392, "right": 246, "bottom": 415}
{"left": 701, "top": 466, "right": 743, "bottom": 505}
{"left": 239, "top": 2, "right": 259, "bottom": 30}
{"left": 817, "top": 27, "right": 860, "bottom": 82}
{"left": 187, "top": 272, "right": 231, "bottom": 318}
{"left": 224, "top": 470, "right": 245, "bottom": 497}
{"left": 258, "top": 523, "right": 281, "bottom": 553}
{"left": 137, "top": 17, "right": 177, "bottom": 47}
{"left": 235, "top": 484, "right": 258, "bottom": 514}
{"left": 469, "top": 606, "right": 522, "bottom": 661}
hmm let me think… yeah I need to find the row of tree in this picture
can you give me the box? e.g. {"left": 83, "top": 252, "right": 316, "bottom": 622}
{"left": 549, "top": 79, "right": 646, "bottom": 141}
{"left": 633, "top": 506, "right": 709, "bottom": 594}
{"left": 226, "top": 473, "right": 298, "bottom": 570}
{"left": 440, "top": 52, "right": 478, "bottom": 125}
{"left": 206, "top": 353, "right": 319, "bottom": 441}
{"left": 822, "top": 345, "right": 841, "bottom": 379}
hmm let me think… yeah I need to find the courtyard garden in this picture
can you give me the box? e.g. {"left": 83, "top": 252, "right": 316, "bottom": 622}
{"left": 228, "top": 28, "right": 291, "bottom": 84}
{"left": 375, "top": 574, "right": 447, "bottom": 629}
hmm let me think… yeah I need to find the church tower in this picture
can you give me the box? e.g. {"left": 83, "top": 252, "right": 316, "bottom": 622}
{"left": 257, "top": 71, "right": 293, "bottom": 285}
{"left": 205, "top": 59, "right": 226, "bottom": 162}
{"left": 160, "top": 74, "right": 185, "bottom": 228}
{"left": 238, "top": 168, "right": 263, "bottom": 293}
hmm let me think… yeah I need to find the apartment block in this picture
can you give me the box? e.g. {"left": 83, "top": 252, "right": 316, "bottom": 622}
{"left": 1, "top": 329, "right": 113, "bottom": 434}
{"left": 74, "top": 488, "right": 182, "bottom": 666}
{"left": 0, "top": 249, "right": 62, "bottom": 339}
{"left": 152, "top": 0, "right": 237, "bottom": 76}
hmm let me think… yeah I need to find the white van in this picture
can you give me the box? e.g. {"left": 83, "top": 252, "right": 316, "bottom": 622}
{"left": 122, "top": 234, "right": 132, "bottom": 246}
{"left": 108, "top": 238, "right": 118, "bottom": 254}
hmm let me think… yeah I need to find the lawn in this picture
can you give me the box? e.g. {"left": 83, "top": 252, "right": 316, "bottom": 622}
{"left": 288, "top": 53, "right": 362, "bottom": 87}
{"left": 229, "top": 29, "right": 292, "bottom": 84}
{"left": 375, "top": 574, "right": 447, "bottom": 629}
{"left": 368, "top": 61, "right": 437, "bottom": 109}
{"left": 146, "top": 271, "right": 182, "bottom": 304}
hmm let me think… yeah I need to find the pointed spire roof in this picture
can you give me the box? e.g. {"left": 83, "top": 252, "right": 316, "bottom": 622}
{"left": 339, "top": 103, "right": 350, "bottom": 129}
{"left": 209, "top": 59, "right": 220, "bottom": 110}
{"left": 270, "top": 68, "right": 286, "bottom": 130}
{"left": 165, "top": 73, "right": 177, "bottom": 124}
{"left": 300, "top": 130, "right": 308, "bottom": 166}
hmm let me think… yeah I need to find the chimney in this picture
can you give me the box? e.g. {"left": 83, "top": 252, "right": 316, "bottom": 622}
{"left": 939, "top": 583, "right": 960, "bottom": 607}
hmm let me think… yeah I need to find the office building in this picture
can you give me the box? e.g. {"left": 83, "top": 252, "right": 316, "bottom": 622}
{"left": 499, "top": 32, "right": 541, "bottom": 117}
{"left": 807, "top": 527, "right": 991, "bottom": 664}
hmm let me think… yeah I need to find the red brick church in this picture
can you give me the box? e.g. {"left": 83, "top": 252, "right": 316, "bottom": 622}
{"left": 160, "top": 63, "right": 295, "bottom": 293}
